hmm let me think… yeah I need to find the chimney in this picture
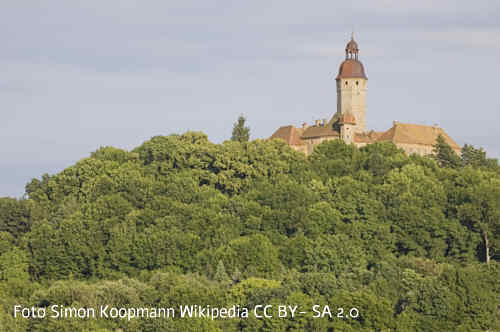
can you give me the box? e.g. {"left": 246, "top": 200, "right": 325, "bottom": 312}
{"left": 315, "top": 119, "right": 321, "bottom": 126}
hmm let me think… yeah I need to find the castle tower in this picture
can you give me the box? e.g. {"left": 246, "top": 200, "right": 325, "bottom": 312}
{"left": 336, "top": 34, "right": 367, "bottom": 133}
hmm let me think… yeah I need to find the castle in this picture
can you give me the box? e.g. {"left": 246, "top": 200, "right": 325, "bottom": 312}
{"left": 270, "top": 35, "right": 461, "bottom": 156}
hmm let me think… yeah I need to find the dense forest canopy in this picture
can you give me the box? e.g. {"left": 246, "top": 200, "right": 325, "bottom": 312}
{"left": 0, "top": 132, "right": 499, "bottom": 331}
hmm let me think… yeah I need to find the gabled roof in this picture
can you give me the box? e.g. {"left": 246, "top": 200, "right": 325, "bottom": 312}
{"left": 270, "top": 125, "right": 305, "bottom": 146}
{"left": 354, "top": 130, "right": 384, "bottom": 143}
{"left": 377, "top": 122, "right": 460, "bottom": 150}
{"left": 301, "top": 124, "right": 339, "bottom": 139}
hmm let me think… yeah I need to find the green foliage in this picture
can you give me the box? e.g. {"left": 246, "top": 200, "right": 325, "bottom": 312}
{"left": 0, "top": 248, "right": 29, "bottom": 283}
{"left": 0, "top": 198, "right": 33, "bottom": 239}
{"left": 214, "top": 260, "right": 230, "bottom": 284}
{"left": 0, "top": 232, "right": 15, "bottom": 255}
{"left": 231, "top": 115, "right": 250, "bottom": 143}
{"left": 432, "top": 134, "right": 461, "bottom": 169}
{"left": 0, "top": 133, "right": 499, "bottom": 331}
{"left": 462, "top": 143, "right": 499, "bottom": 170}
{"left": 212, "top": 234, "right": 281, "bottom": 278}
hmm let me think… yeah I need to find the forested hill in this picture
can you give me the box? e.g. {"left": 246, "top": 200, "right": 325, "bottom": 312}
{"left": 1, "top": 132, "right": 499, "bottom": 331}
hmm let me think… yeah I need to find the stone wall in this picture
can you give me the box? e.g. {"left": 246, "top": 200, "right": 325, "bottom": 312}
{"left": 336, "top": 78, "right": 367, "bottom": 133}
{"left": 291, "top": 138, "right": 460, "bottom": 157}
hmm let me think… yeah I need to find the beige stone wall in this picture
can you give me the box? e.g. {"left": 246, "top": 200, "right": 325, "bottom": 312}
{"left": 336, "top": 78, "right": 367, "bottom": 133}
{"left": 290, "top": 145, "right": 307, "bottom": 154}
{"left": 298, "top": 140, "right": 452, "bottom": 157}
{"left": 396, "top": 143, "right": 433, "bottom": 156}
{"left": 289, "top": 136, "right": 460, "bottom": 157}
{"left": 340, "top": 124, "right": 355, "bottom": 144}
{"left": 293, "top": 140, "right": 460, "bottom": 157}
{"left": 355, "top": 142, "right": 368, "bottom": 148}
{"left": 396, "top": 143, "right": 461, "bottom": 157}
{"left": 301, "top": 136, "right": 339, "bottom": 155}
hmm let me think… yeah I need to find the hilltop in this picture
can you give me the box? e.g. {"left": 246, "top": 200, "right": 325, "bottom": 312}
{"left": 0, "top": 132, "right": 499, "bottom": 331}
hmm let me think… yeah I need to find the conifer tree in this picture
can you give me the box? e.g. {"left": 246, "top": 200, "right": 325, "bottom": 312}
{"left": 214, "top": 260, "right": 230, "bottom": 283}
{"left": 231, "top": 115, "right": 250, "bottom": 143}
{"left": 432, "top": 134, "right": 461, "bottom": 169}
{"left": 461, "top": 143, "right": 499, "bottom": 169}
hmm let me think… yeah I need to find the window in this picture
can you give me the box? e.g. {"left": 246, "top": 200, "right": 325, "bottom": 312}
{"left": 356, "top": 81, "right": 359, "bottom": 85}
{"left": 345, "top": 81, "right": 348, "bottom": 86}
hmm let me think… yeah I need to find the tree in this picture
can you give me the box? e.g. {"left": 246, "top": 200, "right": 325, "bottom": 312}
{"left": 432, "top": 134, "right": 461, "bottom": 169}
{"left": 462, "top": 143, "right": 499, "bottom": 169}
{"left": 231, "top": 115, "right": 250, "bottom": 143}
{"left": 214, "top": 260, "right": 230, "bottom": 283}
{"left": 462, "top": 144, "right": 487, "bottom": 167}
{"left": 0, "top": 198, "right": 33, "bottom": 239}
{"left": 214, "top": 234, "right": 281, "bottom": 278}
{"left": 2, "top": 128, "right": 500, "bottom": 331}
{"left": 0, "top": 248, "right": 32, "bottom": 298}
{"left": 457, "top": 177, "right": 500, "bottom": 266}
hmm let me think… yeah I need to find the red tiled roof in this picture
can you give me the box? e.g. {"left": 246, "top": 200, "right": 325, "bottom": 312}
{"left": 354, "top": 131, "right": 384, "bottom": 143}
{"left": 336, "top": 59, "right": 367, "bottom": 80}
{"left": 339, "top": 113, "right": 356, "bottom": 125}
{"left": 377, "top": 122, "right": 460, "bottom": 150}
{"left": 301, "top": 124, "right": 339, "bottom": 139}
{"left": 270, "top": 125, "right": 305, "bottom": 146}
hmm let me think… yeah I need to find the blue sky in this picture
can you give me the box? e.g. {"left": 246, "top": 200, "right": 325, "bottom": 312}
{"left": 1, "top": 1, "right": 500, "bottom": 197}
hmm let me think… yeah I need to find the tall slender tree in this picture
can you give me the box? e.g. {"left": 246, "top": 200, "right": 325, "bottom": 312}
{"left": 231, "top": 115, "right": 250, "bottom": 143}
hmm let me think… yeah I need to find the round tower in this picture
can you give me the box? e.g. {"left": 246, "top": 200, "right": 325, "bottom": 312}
{"left": 336, "top": 34, "right": 367, "bottom": 133}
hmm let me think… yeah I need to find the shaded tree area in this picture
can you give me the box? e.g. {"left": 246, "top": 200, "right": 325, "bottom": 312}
{"left": 462, "top": 143, "right": 499, "bottom": 170}
{"left": 432, "top": 134, "right": 461, "bottom": 169}
{"left": 0, "top": 133, "right": 499, "bottom": 331}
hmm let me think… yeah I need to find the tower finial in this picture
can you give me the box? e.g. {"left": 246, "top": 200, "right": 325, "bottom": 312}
{"left": 345, "top": 32, "right": 359, "bottom": 59}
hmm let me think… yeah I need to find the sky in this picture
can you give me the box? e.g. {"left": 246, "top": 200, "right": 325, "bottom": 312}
{"left": 1, "top": 1, "right": 500, "bottom": 197}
